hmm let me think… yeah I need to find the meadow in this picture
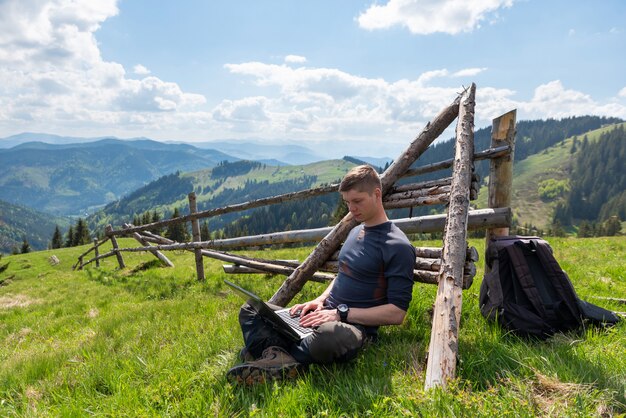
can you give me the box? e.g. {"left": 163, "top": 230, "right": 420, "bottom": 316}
{"left": 0, "top": 236, "right": 624, "bottom": 417}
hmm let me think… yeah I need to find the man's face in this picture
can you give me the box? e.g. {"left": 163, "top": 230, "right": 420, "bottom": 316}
{"left": 341, "top": 188, "right": 380, "bottom": 224}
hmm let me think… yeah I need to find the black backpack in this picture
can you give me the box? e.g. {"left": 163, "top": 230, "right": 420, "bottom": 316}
{"left": 479, "top": 236, "right": 620, "bottom": 339}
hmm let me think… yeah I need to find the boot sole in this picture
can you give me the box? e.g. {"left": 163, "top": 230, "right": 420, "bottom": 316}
{"left": 227, "top": 362, "right": 301, "bottom": 385}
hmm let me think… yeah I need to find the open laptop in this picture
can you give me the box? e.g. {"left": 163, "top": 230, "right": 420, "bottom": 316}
{"left": 224, "top": 279, "right": 315, "bottom": 342}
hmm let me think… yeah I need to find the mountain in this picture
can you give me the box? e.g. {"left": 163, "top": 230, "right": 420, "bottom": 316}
{"left": 2, "top": 116, "right": 624, "bottom": 248}
{"left": 184, "top": 140, "right": 324, "bottom": 165}
{"left": 0, "top": 199, "right": 69, "bottom": 253}
{"left": 0, "top": 138, "right": 238, "bottom": 216}
{"left": 0, "top": 132, "right": 152, "bottom": 148}
{"left": 89, "top": 117, "right": 625, "bottom": 239}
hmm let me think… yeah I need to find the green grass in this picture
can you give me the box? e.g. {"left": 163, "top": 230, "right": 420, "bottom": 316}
{"left": 1, "top": 237, "right": 624, "bottom": 416}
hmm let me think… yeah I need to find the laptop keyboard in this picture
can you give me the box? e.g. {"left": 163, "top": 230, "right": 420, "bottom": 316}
{"left": 276, "top": 310, "right": 313, "bottom": 334}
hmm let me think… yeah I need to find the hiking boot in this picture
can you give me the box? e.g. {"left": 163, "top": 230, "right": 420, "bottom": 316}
{"left": 227, "top": 346, "right": 301, "bottom": 385}
{"left": 238, "top": 347, "right": 256, "bottom": 362}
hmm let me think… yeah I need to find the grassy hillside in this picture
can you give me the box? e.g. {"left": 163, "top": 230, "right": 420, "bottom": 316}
{"left": 1, "top": 237, "right": 624, "bottom": 416}
{"left": 475, "top": 122, "right": 626, "bottom": 229}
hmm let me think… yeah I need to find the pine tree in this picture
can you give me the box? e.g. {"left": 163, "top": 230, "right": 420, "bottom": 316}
{"left": 20, "top": 238, "right": 31, "bottom": 254}
{"left": 51, "top": 225, "right": 63, "bottom": 249}
{"left": 151, "top": 210, "right": 162, "bottom": 235}
{"left": 65, "top": 225, "right": 75, "bottom": 247}
{"left": 165, "top": 208, "right": 190, "bottom": 242}
{"left": 603, "top": 216, "right": 622, "bottom": 236}
{"left": 577, "top": 221, "right": 593, "bottom": 238}
{"left": 74, "top": 218, "right": 91, "bottom": 246}
{"left": 200, "top": 221, "right": 210, "bottom": 241}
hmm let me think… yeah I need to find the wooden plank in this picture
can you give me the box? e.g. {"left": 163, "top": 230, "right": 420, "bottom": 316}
{"left": 189, "top": 208, "right": 509, "bottom": 250}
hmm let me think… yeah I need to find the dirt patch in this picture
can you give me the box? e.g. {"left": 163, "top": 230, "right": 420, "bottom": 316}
{"left": 0, "top": 294, "right": 40, "bottom": 309}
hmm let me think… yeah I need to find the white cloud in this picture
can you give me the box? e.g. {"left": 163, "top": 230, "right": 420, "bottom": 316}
{"left": 517, "top": 80, "right": 626, "bottom": 120}
{"left": 285, "top": 55, "right": 307, "bottom": 64}
{"left": 0, "top": 1, "right": 623, "bottom": 153}
{"left": 133, "top": 64, "right": 151, "bottom": 75}
{"left": 221, "top": 60, "right": 626, "bottom": 148}
{"left": 358, "top": 0, "right": 515, "bottom": 35}
{"left": 0, "top": 0, "right": 206, "bottom": 135}
{"left": 452, "top": 67, "right": 488, "bottom": 77}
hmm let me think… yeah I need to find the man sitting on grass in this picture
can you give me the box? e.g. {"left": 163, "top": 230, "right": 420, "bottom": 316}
{"left": 227, "top": 165, "right": 416, "bottom": 385}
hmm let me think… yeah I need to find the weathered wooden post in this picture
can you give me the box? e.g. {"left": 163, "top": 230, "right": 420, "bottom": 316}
{"left": 105, "top": 224, "right": 126, "bottom": 269}
{"left": 424, "top": 83, "right": 476, "bottom": 390}
{"left": 93, "top": 238, "right": 100, "bottom": 268}
{"left": 485, "top": 110, "right": 516, "bottom": 273}
{"left": 188, "top": 192, "right": 205, "bottom": 281}
{"left": 270, "top": 93, "right": 464, "bottom": 306}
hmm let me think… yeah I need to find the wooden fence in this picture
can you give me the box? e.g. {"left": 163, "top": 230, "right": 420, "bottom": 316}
{"left": 74, "top": 84, "right": 516, "bottom": 390}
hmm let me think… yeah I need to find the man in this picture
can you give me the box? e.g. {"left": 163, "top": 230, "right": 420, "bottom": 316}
{"left": 227, "top": 165, "right": 416, "bottom": 385}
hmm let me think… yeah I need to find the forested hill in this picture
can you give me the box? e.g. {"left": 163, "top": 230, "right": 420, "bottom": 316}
{"left": 555, "top": 124, "right": 626, "bottom": 226}
{"left": 413, "top": 115, "right": 623, "bottom": 183}
{"left": 87, "top": 159, "right": 356, "bottom": 236}
{"left": 0, "top": 199, "right": 69, "bottom": 253}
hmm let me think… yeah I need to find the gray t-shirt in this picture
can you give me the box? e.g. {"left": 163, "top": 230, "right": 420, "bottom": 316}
{"left": 326, "top": 221, "right": 416, "bottom": 320}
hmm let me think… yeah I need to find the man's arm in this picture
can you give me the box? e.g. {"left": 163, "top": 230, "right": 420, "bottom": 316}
{"left": 298, "top": 302, "right": 407, "bottom": 328}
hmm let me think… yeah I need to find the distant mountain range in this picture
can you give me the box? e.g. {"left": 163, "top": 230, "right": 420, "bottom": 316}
{"left": 0, "top": 138, "right": 238, "bottom": 216}
{"left": 0, "top": 115, "right": 623, "bottom": 253}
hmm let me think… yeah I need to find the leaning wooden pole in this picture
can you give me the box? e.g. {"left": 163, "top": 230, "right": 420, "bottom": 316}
{"left": 484, "top": 109, "right": 516, "bottom": 274}
{"left": 123, "top": 224, "right": 174, "bottom": 267}
{"left": 424, "top": 83, "right": 476, "bottom": 390}
{"left": 269, "top": 91, "right": 464, "bottom": 306}
{"left": 188, "top": 192, "right": 205, "bottom": 281}
{"left": 105, "top": 225, "right": 126, "bottom": 269}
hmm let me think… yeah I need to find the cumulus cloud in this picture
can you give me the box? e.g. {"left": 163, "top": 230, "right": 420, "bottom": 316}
{"left": 221, "top": 60, "right": 626, "bottom": 147}
{"left": 357, "top": 0, "right": 515, "bottom": 35}
{"left": 285, "top": 55, "right": 307, "bottom": 64}
{"left": 0, "top": 0, "right": 624, "bottom": 151}
{"left": 133, "top": 64, "right": 151, "bottom": 75}
{"left": 518, "top": 80, "right": 626, "bottom": 120}
{"left": 452, "top": 67, "right": 488, "bottom": 77}
{"left": 0, "top": 0, "right": 206, "bottom": 135}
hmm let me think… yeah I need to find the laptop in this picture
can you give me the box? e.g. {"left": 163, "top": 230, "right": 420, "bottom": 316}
{"left": 224, "top": 279, "right": 315, "bottom": 342}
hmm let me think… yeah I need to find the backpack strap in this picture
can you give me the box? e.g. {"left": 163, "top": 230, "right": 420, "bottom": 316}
{"left": 533, "top": 240, "right": 581, "bottom": 322}
{"left": 504, "top": 242, "right": 547, "bottom": 317}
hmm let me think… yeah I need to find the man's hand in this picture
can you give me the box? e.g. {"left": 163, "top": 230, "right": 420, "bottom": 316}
{"left": 289, "top": 299, "right": 324, "bottom": 317}
{"left": 297, "top": 308, "right": 339, "bottom": 328}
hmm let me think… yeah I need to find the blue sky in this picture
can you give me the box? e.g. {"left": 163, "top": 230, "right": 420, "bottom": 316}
{"left": 0, "top": 0, "right": 624, "bottom": 158}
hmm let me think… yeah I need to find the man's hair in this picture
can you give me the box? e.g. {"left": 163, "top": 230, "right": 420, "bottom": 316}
{"left": 339, "top": 165, "right": 381, "bottom": 194}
